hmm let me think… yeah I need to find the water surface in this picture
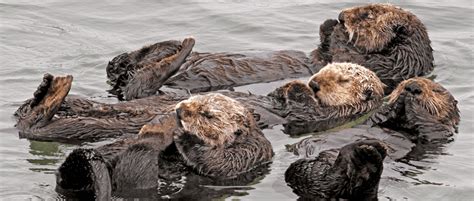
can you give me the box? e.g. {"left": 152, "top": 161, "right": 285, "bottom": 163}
{"left": 0, "top": 0, "right": 473, "bottom": 200}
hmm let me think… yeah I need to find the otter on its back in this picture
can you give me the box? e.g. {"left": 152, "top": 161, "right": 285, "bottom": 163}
{"left": 174, "top": 93, "right": 274, "bottom": 178}
{"left": 371, "top": 77, "right": 460, "bottom": 142}
{"left": 56, "top": 93, "right": 274, "bottom": 198}
{"left": 286, "top": 78, "right": 460, "bottom": 199}
{"left": 275, "top": 62, "right": 385, "bottom": 134}
{"left": 313, "top": 4, "right": 434, "bottom": 92}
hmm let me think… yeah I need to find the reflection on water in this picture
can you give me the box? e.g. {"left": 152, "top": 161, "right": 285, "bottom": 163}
{"left": 27, "top": 141, "right": 64, "bottom": 164}
{"left": 0, "top": 0, "right": 473, "bottom": 200}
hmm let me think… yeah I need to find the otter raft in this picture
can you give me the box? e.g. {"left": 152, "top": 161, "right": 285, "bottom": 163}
{"left": 2, "top": 2, "right": 471, "bottom": 200}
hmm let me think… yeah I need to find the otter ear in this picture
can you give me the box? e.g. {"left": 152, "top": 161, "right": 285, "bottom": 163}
{"left": 363, "top": 89, "right": 373, "bottom": 101}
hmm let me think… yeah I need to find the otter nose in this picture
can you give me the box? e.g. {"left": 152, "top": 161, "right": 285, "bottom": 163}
{"left": 338, "top": 12, "right": 345, "bottom": 23}
{"left": 309, "top": 80, "right": 320, "bottom": 93}
{"left": 405, "top": 82, "right": 422, "bottom": 95}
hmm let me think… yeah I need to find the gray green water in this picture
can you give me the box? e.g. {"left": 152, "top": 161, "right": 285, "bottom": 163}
{"left": 0, "top": 0, "right": 473, "bottom": 200}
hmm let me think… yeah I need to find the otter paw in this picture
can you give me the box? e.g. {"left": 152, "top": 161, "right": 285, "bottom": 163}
{"left": 181, "top": 37, "right": 196, "bottom": 49}
{"left": 31, "top": 73, "right": 54, "bottom": 107}
{"left": 353, "top": 140, "right": 388, "bottom": 163}
{"left": 15, "top": 74, "right": 73, "bottom": 130}
{"left": 33, "top": 74, "right": 73, "bottom": 110}
{"left": 320, "top": 19, "right": 338, "bottom": 34}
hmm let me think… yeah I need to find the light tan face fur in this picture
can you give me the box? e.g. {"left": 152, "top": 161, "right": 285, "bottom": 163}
{"left": 388, "top": 77, "right": 459, "bottom": 123}
{"left": 175, "top": 93, "right": 250, "bottom": 147}
{"left": 308, "top": 62, "right": 384, "bottom": 107}
{"left": 340, "top": 3, "right": 421, "bottom": 52}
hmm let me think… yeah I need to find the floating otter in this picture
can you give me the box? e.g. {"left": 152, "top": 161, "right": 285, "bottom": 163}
{"left": 56, "top": 93, "right": 274, "bottom": 198}
{"left": 14, "top": 62, "right": 384, "bottom": 142}
{"left": 105, "top": 4, "right": 433, "bottom": 100}
{"left": 284, "top": 77, "right": 460, "bottom": 199}
{"left": 107, "top": 37, "right": 313, "bottom": 100}
{"left": 312, "top": 3, "right": 433, "bottom": 92}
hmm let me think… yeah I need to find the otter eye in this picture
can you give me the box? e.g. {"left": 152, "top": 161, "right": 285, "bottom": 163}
{"left": 339, "top": 78, "right": 350, "bottom": 83}
{"left": 201, "top": 111, "right": 214, "bottom": 119}
{"left": 432, "top": 88, "right": 444, "bottom": 93}
{"left": 360, "top": 12, "right": 369, "bottom": 19}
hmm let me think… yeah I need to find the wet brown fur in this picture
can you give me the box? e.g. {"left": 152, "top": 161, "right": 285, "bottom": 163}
{"left": 313, "top": 4, "right": 434, "bottom": 92}
{"left": 388, "top": 77, "right": 460, "bottom": 128}
{"left": 341, "top": 4, "right": 427, "bottom": 52}
{"left": 15, "top": 63, "right": 384, "bottom": 141}
{"left": 16, "top": 74, "right": 73, "bottom": 130}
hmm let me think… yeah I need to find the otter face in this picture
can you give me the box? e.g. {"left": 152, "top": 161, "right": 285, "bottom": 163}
{"left": 175, "top": 93, "right": 251, "bottom": 147}
{"left": 388, "top": 77, "right": 460, "bottom": 126}
{"left": 308, "top": 63, "right": 384, "bottom": 107}
{"left": 339, "top": 3, "right": 422, "bottom": 52}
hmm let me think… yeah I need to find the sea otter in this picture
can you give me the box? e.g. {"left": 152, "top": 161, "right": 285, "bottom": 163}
{"left": 312, "top": 3, "right": 433, "bottom": 92}
{"left": 284, "top": 77, "right": 460, "bottom": 199}
{"left": 14, "top": 62, "right": 384, "bottom": 142}
{"left": 107, "top": 37, "right": 313, "bottom": 101}
{"left": 55, "top": 93, "right": 274, "bottom": 199}
{"left": 106, "top": 4, "right": 433, "bottom": 100}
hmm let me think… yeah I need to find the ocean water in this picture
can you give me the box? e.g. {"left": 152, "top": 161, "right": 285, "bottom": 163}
{"left": 0, "top": 0, "right": 473, "bottom": 200}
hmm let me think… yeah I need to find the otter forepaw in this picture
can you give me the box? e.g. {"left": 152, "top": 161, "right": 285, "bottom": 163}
{"left": 320, "top": 19, "right": 339, "bottom": 34}
{"left": 352, "top": 140, "right": 388, "bottom": 163}
{"left": 181, "top": 37, "right": 196, "bottom": 51}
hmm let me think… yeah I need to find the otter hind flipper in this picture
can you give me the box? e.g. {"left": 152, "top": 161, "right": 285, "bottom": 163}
{"left": 15, "top": 74, "right": 73, "bottom": 130}
{"left": 56, "top": 148, "right": 111, "bottom": 200}
{"left": 106, "top": 40, "right": 183, "bottom": 98}
{"left": 123, "top": 37, "right": 195, "bottom": 100}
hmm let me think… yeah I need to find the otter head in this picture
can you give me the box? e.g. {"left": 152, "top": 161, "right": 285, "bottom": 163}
{"left": 388, "top": 77, "right": 460, "bottom": 130}
{"left": 308, "top": 63, "right": 384, "bottom": 108}
{"left": 175, "top": 93, "right": 253, "bottom": 147}
{"left": 338, "top": 3, "right": 429, "bottom": 53}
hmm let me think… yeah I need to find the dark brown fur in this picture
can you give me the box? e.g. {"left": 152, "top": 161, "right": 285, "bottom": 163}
{"left": 14, "top": 63, "right": 384, "bottom": 142}
{"left": 105, "top": 4, "right": 432, "bottom": 100}
{"left": 285, "top": 139, "right": 387, "bottom": 200}
{"left": 107, "top": 40, "right": 315, "bottom": 99}
{"left": 286, "top": 78, "right": 460, "bottom": 199}
{"left": 312, "top": 4, "right": 434, "bottom": 93}
{"left": 122, "top": 38, "right": 195, "bottom": 100}
{"left": 367, "top": 77, "right": 460, "bottom": 142}
{"left": 56, "top": 94, "right": 273, "bottom": 198}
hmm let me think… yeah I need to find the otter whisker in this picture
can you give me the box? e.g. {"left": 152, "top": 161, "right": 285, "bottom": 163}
{"left": 354, "top": 31, "right": 360, "bottom": 47}
{"left": 348, "top": 30, "right": 355, "bottom": 44}
{"left": 184, "top": 88, "right": 192, "bottom": 97}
